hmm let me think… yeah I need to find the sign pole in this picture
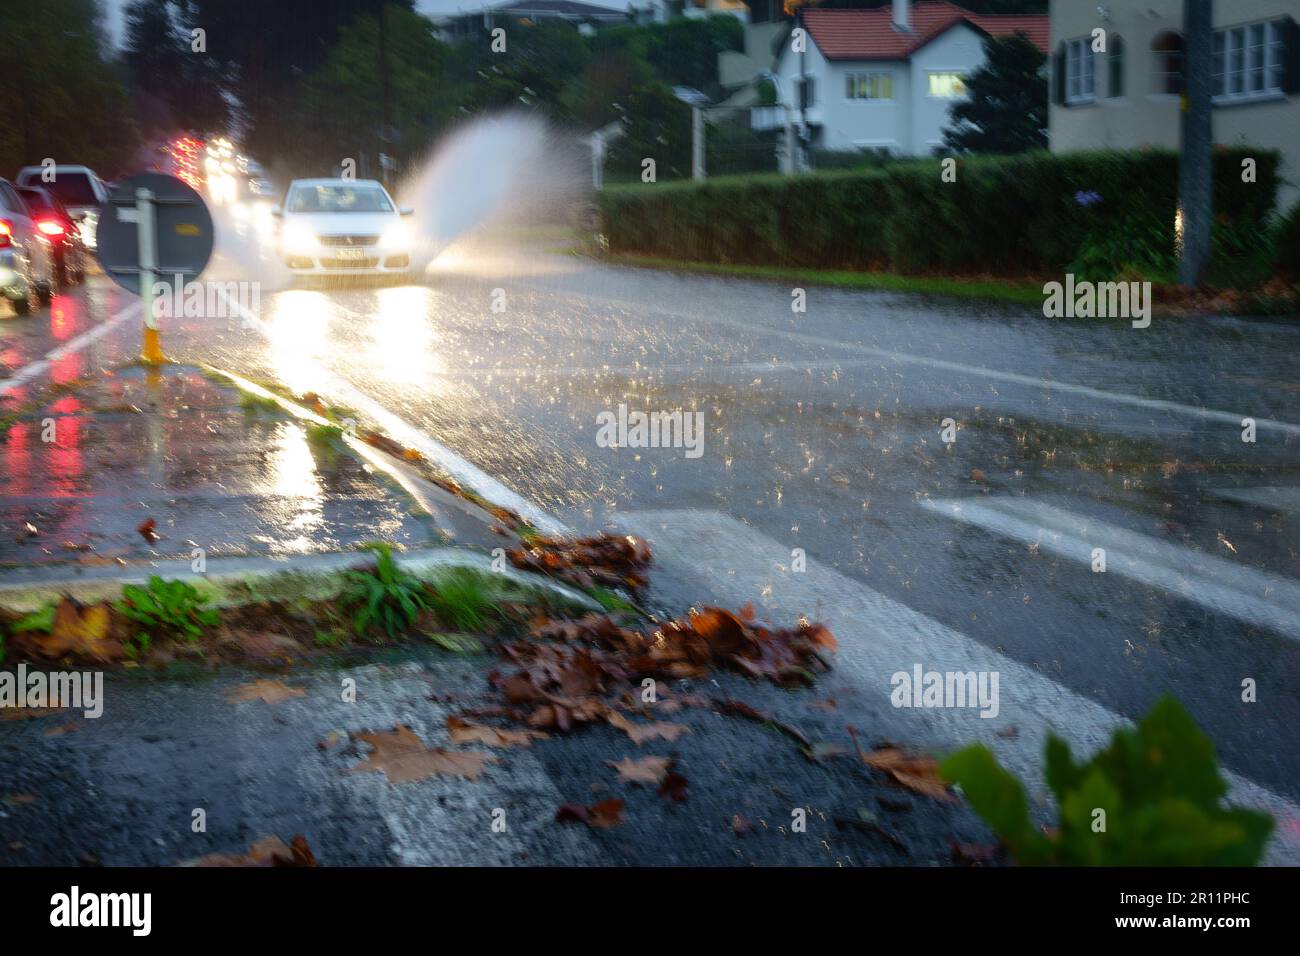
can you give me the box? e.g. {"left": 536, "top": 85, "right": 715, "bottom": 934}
{"left": 136, "top": 187, "right": 164, "bottom": 364}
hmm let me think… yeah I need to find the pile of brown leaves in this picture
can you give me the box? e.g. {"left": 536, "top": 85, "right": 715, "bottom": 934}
{"left": 506, "top": 533, "right": 653, "bottom": 595}
{"left": 488, "top": 605, "right": 836, "bottom": 734}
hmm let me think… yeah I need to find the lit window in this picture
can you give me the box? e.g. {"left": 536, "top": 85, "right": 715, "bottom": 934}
{"left": 928, "top": 72, "right": 966, "bottom": 98}
{"left": 846, "top": 72, "right": 893, "bottom": 100}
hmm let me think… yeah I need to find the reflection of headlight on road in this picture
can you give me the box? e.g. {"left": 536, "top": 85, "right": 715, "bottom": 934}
{"left": 281, "top": 223, "right": 319, "bottom": 255}
{"left": 378, "top": 222, "right": 413, "bottom": 250}
{"left": 80, "top": 211, "right": 99, "bottom": 249}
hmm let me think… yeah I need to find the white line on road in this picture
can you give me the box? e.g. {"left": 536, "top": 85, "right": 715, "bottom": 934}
{"left": 213, "top": 288, "right": 569, "bottom": 537}
{"left": 1214, "top": 486, "right": 1300, "bottom": 516}
{"left": 0, "top": 300, "right": 141, "bottom": 396}
{"left": 530, "top": 282, "right": 1300, "bottom": 438}
{"left": 921, "top": 495, "right": 1300, "bottom": 639}
{"left": 612, "top": 507, "right": 1300, "bottom": 864}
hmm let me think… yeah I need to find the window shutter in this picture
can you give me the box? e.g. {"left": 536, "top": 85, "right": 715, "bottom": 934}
{"left": 1054, "top": 42, "right": 1067, "bottom": 105}
{"left": 1283, "top": 17, "right": 1300, "bottom": 93}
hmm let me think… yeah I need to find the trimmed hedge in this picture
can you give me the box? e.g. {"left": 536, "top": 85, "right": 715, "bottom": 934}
{"left": 597, "top": 149, "right": 1279, "bottom": 281}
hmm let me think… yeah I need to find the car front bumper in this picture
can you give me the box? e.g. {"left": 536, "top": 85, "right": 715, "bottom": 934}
{"left": 282, "top": 249, "right": 411, "bottom": 275}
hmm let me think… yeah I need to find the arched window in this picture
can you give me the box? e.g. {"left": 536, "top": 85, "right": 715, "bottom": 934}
{"left": 1108, "top": 35, "right": 1125, "bottom": 97}
{"left": 1152, "top": 31, "right": 1184, "bottom": 95}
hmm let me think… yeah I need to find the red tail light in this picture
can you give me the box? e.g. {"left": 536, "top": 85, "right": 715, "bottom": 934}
{"left": 0, "top": 219, "right": 12, "bottom": 247}
{"left": 36, "top": 218, "right": 67, "bottom": 238}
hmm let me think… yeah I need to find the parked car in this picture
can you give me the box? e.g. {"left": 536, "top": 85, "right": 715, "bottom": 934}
{"left": 16, "top": 185, "right": 86, "bottom": 287}
{"left": 14, "top": 164, "right": 109, "bottom": 250}
{"left": 274, "top": 178, "right": 414, "bottom": 279}
{"left": 0, "top": 178, "right": 55, "bottom": 315}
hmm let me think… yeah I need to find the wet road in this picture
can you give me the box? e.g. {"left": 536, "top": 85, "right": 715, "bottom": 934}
{"left": 4, "top": 246, "right": 1299, "bottom": 811}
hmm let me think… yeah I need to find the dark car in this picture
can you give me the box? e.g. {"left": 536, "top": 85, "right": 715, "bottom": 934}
{"left": 16, "top": 185, "right": 86, "bottom": 287}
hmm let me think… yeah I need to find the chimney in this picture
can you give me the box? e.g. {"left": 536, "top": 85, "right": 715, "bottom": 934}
{"left": 893, "top": 0, "right": 911, "bottom": 31}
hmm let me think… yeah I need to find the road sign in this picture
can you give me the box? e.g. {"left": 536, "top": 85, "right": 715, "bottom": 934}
{"left": 95, "top": 172, "right": 214, "bottom": 363}
{"left": 96, "top": 172, "right": 213, "bottom": 296}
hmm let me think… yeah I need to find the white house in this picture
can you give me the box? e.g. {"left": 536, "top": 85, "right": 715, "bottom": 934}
{"left": 1049, "top": 0, "right": 1300, "bottom": 208}
{"left": 763, "top": 0, "right": 1048, "bottom": 155}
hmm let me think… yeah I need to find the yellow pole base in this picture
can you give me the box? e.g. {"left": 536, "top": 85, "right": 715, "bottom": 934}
{"left": 142, "top": 327, "right": 165, "bottom": 365}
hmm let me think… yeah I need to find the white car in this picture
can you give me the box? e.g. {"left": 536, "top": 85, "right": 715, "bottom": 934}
{"left": 15, "top": 165, "right": 110, "bottom": 250}
{"left": 275, "top": 179, "right": 414, "bottom": 278}
{"left": 0, "top": 177, "right": 56, "bottom": 316}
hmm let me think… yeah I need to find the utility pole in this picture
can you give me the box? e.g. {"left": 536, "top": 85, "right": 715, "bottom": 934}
{"left": 1177, "top": 0, "right": 1213, "bottom": 286}
{"left": 378, "top": 2, "right": 395, "bottom": 189}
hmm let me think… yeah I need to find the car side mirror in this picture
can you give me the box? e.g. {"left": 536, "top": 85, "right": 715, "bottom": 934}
{"left": 399, "top": 206, "right": 414, "bottom": 217}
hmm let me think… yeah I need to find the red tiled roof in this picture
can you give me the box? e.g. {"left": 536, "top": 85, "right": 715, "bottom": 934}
{"left": 802, "top": 2, "right": 1049, "bottom": 61}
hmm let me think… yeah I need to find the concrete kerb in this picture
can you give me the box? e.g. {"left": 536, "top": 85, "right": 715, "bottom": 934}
{"left": 0, "top": 546, "right": 601, "bottom": 614}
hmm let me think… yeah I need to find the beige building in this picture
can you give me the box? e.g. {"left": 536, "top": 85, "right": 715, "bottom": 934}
{"left": 1049, "top": 0, "right": 1300, "bottom": 208}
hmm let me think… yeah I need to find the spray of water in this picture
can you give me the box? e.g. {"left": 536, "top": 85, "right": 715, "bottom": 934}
{"left": 201, "top": 112, "right": 585, "bottom": 289}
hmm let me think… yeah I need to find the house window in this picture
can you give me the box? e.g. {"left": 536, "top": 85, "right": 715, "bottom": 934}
{"left": 798, "top": 76, "right": 816, "bottom": 109}
{"left": 1151, "top": 31, "right": 1184, "bottom": 95}
{"left": 846, "top": 72, "right": 893, "bottom": 100}
{"left": 1064, "top": 38, "right": 1095, "bottom": 103}
{"left": 1213, "top": 20, "right": 1287, "bottom": 100}
{"left": 928, "top": 72, "right": 966, "bottom": 98}
{"left": 1107, "top": 36, "right": 1124, "bottom": 98}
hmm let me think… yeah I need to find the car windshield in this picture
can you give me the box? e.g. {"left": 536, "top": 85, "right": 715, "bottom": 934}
{"left": 41, "top": 173, "right": 98, "bottom": 206}
{"left": 287, "top": 185, "right": 392, "bottom": 213}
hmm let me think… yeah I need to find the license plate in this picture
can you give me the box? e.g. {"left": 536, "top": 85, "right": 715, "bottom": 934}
{"left": 334, "top": 247, "right": 366, "bottom": 260}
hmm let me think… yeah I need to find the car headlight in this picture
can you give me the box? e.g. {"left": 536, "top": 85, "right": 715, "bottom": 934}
{"left": 281, "top": 223, "right": 319, "bottom": 255}
{"left": 378, "top": 221, "right": 413, "bottom": 251}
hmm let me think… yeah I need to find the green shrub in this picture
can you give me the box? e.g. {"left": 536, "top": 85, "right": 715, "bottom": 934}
{"left": 427, "top": 567, "right": 500, "bottom": 633}
{"left": 599, "top": 148, "right": 1279, "bottom": 282}
{"left": 940, "top": 695, "right": 1273, "bottom": 865}
{"left": 339, "top": 543, "right": 428, "bottom": 640}
{"left": 115, "top": 576, "right": 220, "bottom": 654}
{"left": 1273, "top": 200, "right": 1300, "bottom": 280}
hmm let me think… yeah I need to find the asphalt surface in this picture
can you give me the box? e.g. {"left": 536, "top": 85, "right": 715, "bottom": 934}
{"left": 2, "top": 240, "right": 1299, "bottom": 863}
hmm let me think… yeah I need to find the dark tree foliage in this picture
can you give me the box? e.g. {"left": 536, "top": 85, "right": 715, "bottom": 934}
{"left": 941, "top": 32, "right": 1047, "bottom": 155}
{"left": 0, "top": 0, "right": 138, "bottom": 177}
{"left": 799, "top": 0, "right": 1046, "bottom": 11}
{"left": 124, "top": 0, "right": 232, "bottom": 136}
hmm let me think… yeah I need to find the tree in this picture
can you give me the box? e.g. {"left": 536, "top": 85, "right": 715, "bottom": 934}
{"left": 124, "top": 0, "right": 232, "bottom": 136}
{"left": 0, "top": 0, "right": 138, "bottom": 177}
{"left": 941, "top": 32, "right": 1047, "bottom": 155}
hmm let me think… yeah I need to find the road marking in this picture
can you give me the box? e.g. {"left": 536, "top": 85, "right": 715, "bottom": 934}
{"left": 212, "top": 288, "right": 569, "bottom": 537}
{"left": 612, "top": 507, "right": 1300, "bottom": 864}
{"left": 526, "top": 281, "right": 1300, "bottom": 438}
{"left": 921, "top": 495, "right": 1300, "bottom": 639}
{"left": 1, "top": 300, "right": 141, "bottom": 396}
{"left": 1214, "top": 486, "right": 1300, "bottom": 516}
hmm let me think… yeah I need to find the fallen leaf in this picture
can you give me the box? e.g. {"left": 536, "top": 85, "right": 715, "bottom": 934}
{"left": 606, "top": 755, "right": 672, "bottom": 785}
{"left": 447, "top": 715, "right": 547, "bottom": 748}
{"left": 0, "top": 708, "right": 62, "bottom": 721}
{"left": 605, "top": 709, "right": 690, "bottom": 746}
{"left": 555, "top": 798, "right": 624, "bottom": 828}
{"left": 137, "top": 518, "right": 159, "bottom": 543}
{"left": 43, "top": 721, "right": 81, "bottom": 737}
{"left": 227, "top": 679, "right": 306, "bottom": 705}
{"left": 731, "top": 813, "right": 752, "bottom": 837}
{"left": 33, "top": 599, "right": 122, "bottom": 662}
{"left": 349, "top": 725, "right": 494, "bottom": 784}
{"left": 2, "top": 794, "right": 37, "bottom": 807}
{"left": 847, "top": 728, "right": 956, "bottom": 804}
{"left": 658, "top": 771, "right": 689, "bottom": 802}
{"left": 182, "top": 835, "right": 317, "bottom": 867}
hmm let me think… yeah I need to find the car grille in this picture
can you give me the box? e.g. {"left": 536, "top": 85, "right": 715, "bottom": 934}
{"left": 318, "top": 235, "right": 379, "bottom": 247}
{"left": 321, "top": 257, "right": 379, "bottom": 269}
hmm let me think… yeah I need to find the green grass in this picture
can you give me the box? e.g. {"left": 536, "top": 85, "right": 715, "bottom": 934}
{"left": 238, "top": 391, "right": 281, "bottom": 414}
{"left": 306, "top": 422, "right": 345, "bottom": 445}
{"left": 606, "top": 254, "right": 1046, "bottom": 306}
{"left": 426, "top": 567, "right": 501, "bottom": 633}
